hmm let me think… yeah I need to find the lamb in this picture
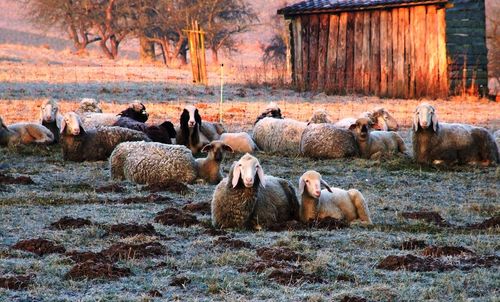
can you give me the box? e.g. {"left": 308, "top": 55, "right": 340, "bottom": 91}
{"left": 335, "top": 108, "right": 399, "bottom": 131}
{"left": 300, "top": 123, "right": 359, "bottom": 159}
{"left": 254, "top": 102, "right": 283, "bottom": 124}
{"left": 40, "top": 98, "right": 63, "bottom": 143}
{"left": 110, "top": 140, "right": 233, "bottom": 185}
{"left": 175, "top": 105, "right": 214, "bottom": 153}
{"left": 349, "top": 118, "right": 407, "bottom": 160}
{"left": 307, "top": 109, "right": 333, "bottom": 125}
{"left": 220, "top": 132, "right": 257, "bottom": 153}
{"left": 211, "top": 153, "right": 299, "bottom": 230}
{"left": 412, "top": 103, "right": 499, "bottom": 166}
{"left": 298, "top": 170, "right": 372, "bottom": 224}
{"left": 0, "top": 116, "right": 54, "bottom": 147}
{"left": 113, "top": 117, "right": 176, "bottom": 144}
{"left": 60, "top": 112, "right": 150, "bottom": 162}
{"left": 80, "top": 101, "right": 149, "bottom": 129}
{"left": 252, "top": 117, "right": 307, "bottom": 156}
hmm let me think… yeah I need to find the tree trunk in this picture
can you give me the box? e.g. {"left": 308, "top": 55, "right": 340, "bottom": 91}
{"left": 140, "top": 36, "right": 155, "bottom": 62}
{"left": 99, "top": 40, "right": 115, "bottom": 59}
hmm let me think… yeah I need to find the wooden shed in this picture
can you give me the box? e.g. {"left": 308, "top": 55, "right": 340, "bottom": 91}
{"left": 278, "top": 0, "right": 450, "bottom": 98}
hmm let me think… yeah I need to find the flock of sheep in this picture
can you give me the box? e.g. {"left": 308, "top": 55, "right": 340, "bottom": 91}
{"left": 0, "top": 98, "right": 499, "bottom": 230}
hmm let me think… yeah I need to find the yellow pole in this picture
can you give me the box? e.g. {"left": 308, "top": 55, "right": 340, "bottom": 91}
{"left": 219, "top": 63, "right": 224, "bottom": 123}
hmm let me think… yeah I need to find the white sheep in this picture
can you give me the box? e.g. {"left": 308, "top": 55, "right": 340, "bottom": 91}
{"left": 79, "top": 100, "right": 148, "bottom": 130}
{"left": 110, "top": 140, "right": 233, "bottom": 185}
{"left": 0, "top": 116, "right": 54, "bottom": 147}
{"left": 252, "top": 117, "right": 307, "bottom": 156}
{"left": 412, "top": 103, "right": 499, "bottom": 166}
{"left": 60, "top": 112, "right": 150, "bottom": 162}
{"left": 220, "top": 132, "right": 257, "bottom": 153}
{"left": 298, "top": 170, "right": 372, "bottom": 224}
{"left": 40, "top": 98, "right": 63, "bottom": 143}
{"left": 349, "top": 117, "right": 407, "bottom": 160}
{"left": 300, "top": 123, "right": 359, "bottom": 159}
{"left": 335, "top": 108, "right": 399, "bottom": 131}
{"left": 211, "top": 153, "right": 299, "bottom": 230}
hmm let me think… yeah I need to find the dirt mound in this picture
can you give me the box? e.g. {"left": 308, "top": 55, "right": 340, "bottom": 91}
{"left": 49, "top": 216, "right": 93, "bottom": 230}
{"left": 12, "top": 238, "right": 66, "bottom": 256}
{"left": 143, "top": 182, "right": 192, "bottom": 195}
{"left": 267, "top": 220, "right": 308, "bottom": 232}
{"left": 96, "top": 183, "right": 126, "bottom": 193}
{"left": 393, "top": 239, "right": 427, "bottom": 250}
{"left": 65, "top": 260, "right": 131, "bottom": 280}
{"left": 170, "top": 276, "right": 191, "bottom": 287}
{"left": 104, "top": 242, "right": 167, "bottom": 261}
{"left": 466, "top": 216, "right": 500, "bottom": 229}
{"left": 203, "top": 227, "right": 227, "bottom": 237}
{"left": 459, "top": 255, "right": 500, "bottom": 269}
{"left": 239, "top": 260, "right": 291, "bottom": 273}
{"left": 182, "top": 201, "right": 211, "bottom": 214}
{"left": 0, "top": 274, "right": 33, "bottom": 290}
{"left": 401, "top": 211, "right": 450, "bottom": 226}
{"left": 65, "top": 251, "right": 103, "bottom": 263}
{"left": 340, "top": 296, "right": 370, "bottom": 302}
{"left": 0, "top": 173, "right": 34, "bottom": 185}
{"left": 148, "top": 290, "right": 163, "bottom": 297}
{"left": 257, "top": 247, "right": 304, "bottom": 262}
{"left": 336, "top": 274, "right": 356, "bottom": 282}
{"left": 214, "top": 236, "right": 252, "bottom": 249}
{"left": 308, "top": 217, "right": 349, "bottom": 230}
{"left": 422, "top": 246, "right": 475, "bottom": 257}
{"left": 120, "top": 194, "right": 172, "bottom": 204}
{"left": 268, "top": 268, "right": 323, "bottom": 285}
{"left": 154, "top": 208, "right": 199, "bottom": 227}
{"left": 106, "top": 223, "right": 160, "bottom": 238}
{"left": 377, "top": 254, "right": 453, "bottom": 272}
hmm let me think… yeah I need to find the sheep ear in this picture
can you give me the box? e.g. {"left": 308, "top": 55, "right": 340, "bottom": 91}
{"left": 431, "top": 111, "right": 438, "bottom": 132}
{"left": 222, "top": 144, "right": 234, "bottom": 153}
{"left": 298, "top": 176, "right": 305, "bottom": 196}
{"left": 180, "top": 110, "right": 189, "bottom": 126}
{"left": 195, "top": 109, "right": 202, "bottom": 125}
{"left": 257, "top": 166, "right": 266, "bottom": 188}
{"left": 231, "top": 165, "right": 241, "bottom": 188}
{"left": 412, "top": 111, "right": 419, "bottom": 131}
{"left": 201, "top": 143, "right": 213, "bottom": 153}
{"left": 79, "top": 125, "right": 86, "bottom": 135}
{"left": 59, "top": 118, "right": 66, "bottom": 134}
{"left": 320, "top": 179, "right": 333, "bottom": 193}
{"left": 348, "top": 123, "right": 357, "bottom": 131}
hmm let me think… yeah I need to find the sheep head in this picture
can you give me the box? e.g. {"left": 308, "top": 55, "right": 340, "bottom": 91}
{"left": 119, "top": 102, "right": 148, "bottom": 122}
{"left": 201, "top": 140, "right": 234, "bottom": 162}
{"left": 231, "top": 153, "right": 266, "bottom": 189}
{"left": 298, "top": 170, "right": 332, "bottom": 199}
{"left": 60, "top": 112, "right": 85, "bottom": 136}
{"left": 40, "top": 99, "right": 59, "bottom": 123}
{"left": 255, "top": 102, "right": 283, "bottom": 124}
{"left": 413, "top": 103, "right": 438, "bottom": 132}
{"left": 181, "top": 105, "right": 202, "bottom": 129}
{"left": 349, "top": 118, "right": 373, "bottom": 141}
{"left": 371, "top": 108, "right": 398, "bottom": 131}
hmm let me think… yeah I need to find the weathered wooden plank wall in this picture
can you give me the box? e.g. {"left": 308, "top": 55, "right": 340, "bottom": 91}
{"left": 290, "top": 4, "right": 449, "bottom": 98}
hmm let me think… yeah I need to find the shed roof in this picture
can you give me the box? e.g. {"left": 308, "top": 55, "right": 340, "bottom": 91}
{"left": 277, "top": 0, "right": 447, "bottom": 16}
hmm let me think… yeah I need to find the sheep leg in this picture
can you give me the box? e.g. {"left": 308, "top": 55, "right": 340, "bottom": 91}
{"left": 395, "top": 135, "right": 407, "bottom": 153}
{"left": 348, "top": 190, "right": 372, "bottom": 225}
{"left": 25, "top": 126, "right": 52, "bottom": 144}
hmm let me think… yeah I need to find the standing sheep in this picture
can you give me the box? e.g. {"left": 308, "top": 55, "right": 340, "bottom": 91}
{"left": 0, "top": 116, "right": 54, "bottom": 147}
{"left": 252, "top": 117, "right": 307, "bottom": 156}
{"left": 300, "top": 123, "right": 359, "bottom": 159}
{"left": 110, "top": 140, "right": 233, "bottom": 185}
{"left": 335, "top": 108, "right": 399, "bottom": 131}
{"left": 211, "top": 153, "right": 299, "bottom": 230}
{"left": 412, "top": 103, "right": 499, "bottom": 166}
{"left": 60, "top": 112, "right": 150, "bottom": 162}
{"left": 349, "top": 118, "right": 407, "bottom": 160}
{"left": 40, "top": 99, "right": 63, "bottom": 143}
{"left": 298, "top": 171, "right": 372, "bottom": 224}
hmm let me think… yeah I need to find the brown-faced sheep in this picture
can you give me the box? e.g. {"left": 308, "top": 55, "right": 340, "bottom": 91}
{"left": 349, "top": 118, "right": 407, "bottom": 160}
{"left": 60, "top": 112, "right": 150, "bottom": 162}
{"left": 298, "top": 171, "right": 372, "bottom": 224}
{"left": 0, "top": 116, "right": 54, "bottom": 147}
{"left": 412, "top": 103, "right": 499, "bottom": 166}
{"left": 211, "top": 153, "right": 299, "bottom": 230}
{"left": 335, "top": 108, "right": 399, "bottom": 131}
{"left": 300, "top": 123, "right": 359, "bottom": 159}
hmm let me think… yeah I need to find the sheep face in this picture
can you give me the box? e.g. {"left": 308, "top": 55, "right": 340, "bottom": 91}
{"left": 372, "top": 108, "right": 398, "bottom": 131}
{"left": 349, "top": 118, "right": 373, "bottom": 141}
{"left": 231, "top": 154, "right": 266, "bottom": 188}
{"left": 298, "top": 170, "right": 332, "bottom": 199}
{"left": 181, "top": 105, "right": 202, "bottom": 128}
{"left": 201, "top": 140, "right": 234, "bottom": 162}
{"left": 40, "top": 100, "right": 58, "bottom": 123}
{"left": 60, "top": 112, "right": 85, "bottom": 136}
{"left": 413, "top": 103, "right": 438, "bottom": 132}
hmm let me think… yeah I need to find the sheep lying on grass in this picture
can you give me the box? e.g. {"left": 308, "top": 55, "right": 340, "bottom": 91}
{"left": 349, "top": 118, "right": 407, "bottom": 160}
{"left": 75, "top": 98, "right": 102, "bottom": 114}
{"left": 220, "top": 132, "right": 257, "bottom": 153}
{"left": 253, "top": 117, "right": 307, "bottom": 156}
{"left": 298, "top": 170, "right": 372, "bottom": 224}
{"left": 335, "top": 108, "right": 399, "bottom": 131}
{"left": 80, "top": 100, "right": 149, "bottom": 130}
{"left": 0, "top": 116, "right": 54, "bottom": 147}
{"left": 110, "top": 140, "right": 233, "bottom": 185}
{"left": 40, "top": 99, "right": 63, "bottom": 143}
{"left": 211, "top": 153, "right": 299, "bottom": 230}
{"left": 60, "top": 112, "right": 150, "bottom": 162}
{"left": 412, "top": 103, "right": 499, "bottom": 166}
{"left": 114, "top": 117, "right": 176, "bottom": 144}
{"left": 300, "top": 123, "right": 358, "bottom": 159}
{"left": 307, "top": 109, "right": 333, "bottom": 125}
